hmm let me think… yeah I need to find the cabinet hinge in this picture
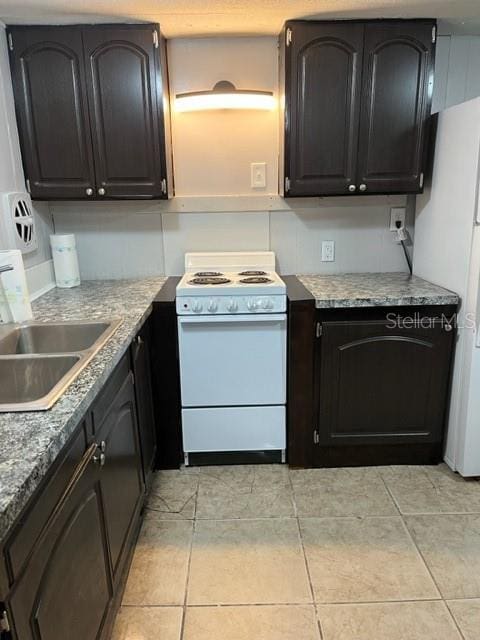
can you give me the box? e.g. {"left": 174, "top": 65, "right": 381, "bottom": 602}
{"left": 286, "top": 28, "right": 292, "bottom": 47}
{"left": 25, "top": 178, "right": 31, "bottom": 194}
{"left": 316, "top": 322, "right": 323, "bottom": 338}
{"left": 153, "top": 30, "right": 159, "bottom": 49}
{"left": 285, "top": 176, "right": 290, "bottom": 193}
{"left": 161, "top": 178, "right": 167, "bottom": 195}
{"left": 313, "top": 429, "right": 320, "bottom": 445}
{"left": 419, "top": 172, "right": 424, "bottom": 188}
{"left": 0, "top": 608, "right": 11, "bottom": 634}
{"left": 432, "top": 26, "right": 436, "bottom": 44}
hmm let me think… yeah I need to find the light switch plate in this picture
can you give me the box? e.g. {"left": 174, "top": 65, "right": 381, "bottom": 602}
{"left": 251, "top": 162, "right": 266, "bottom": 188}
{"left": 321, "top": 240, "right": 335, "bottom": 262}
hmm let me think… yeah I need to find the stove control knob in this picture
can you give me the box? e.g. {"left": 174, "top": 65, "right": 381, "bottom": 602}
{"left": 227, "top": 299, "right": 238, "bottom": 312}
{"left": 192, "top": 301, "right": 203, "bottom": 313}
{"left": 207, "top": 299, "right": 218, "bottom": 313}
{"left": 262, "top": 298, "right": 274, "bottom": 310}
{"left": 247, "top": 299, "right": 258, "bottom": 311}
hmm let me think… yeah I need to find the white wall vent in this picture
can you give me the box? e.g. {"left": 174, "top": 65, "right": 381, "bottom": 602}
{"left": 0, "top": 192, "right": 37, "bottom": 254}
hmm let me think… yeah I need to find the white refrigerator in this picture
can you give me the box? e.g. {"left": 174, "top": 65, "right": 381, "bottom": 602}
{"left": 414, "top": 96, "right": 480, "bottom": 477}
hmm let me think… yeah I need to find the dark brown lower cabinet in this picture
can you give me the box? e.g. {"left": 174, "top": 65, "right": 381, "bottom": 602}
{"left": 1, "top": 328, "right": 156, "bottom": 640}
{"left": 7, "top": 444, "right": 111, "bottom": 640}
{"left": 313, "top": 307, "right": 456, "bottom": 466}
{"left": 94, "top": 367, "right": 144, "bottom": 584}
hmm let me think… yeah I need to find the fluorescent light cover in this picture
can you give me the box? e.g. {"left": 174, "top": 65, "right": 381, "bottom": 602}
{"left": 175, "top": 81, "right": 275, "bottom": 112}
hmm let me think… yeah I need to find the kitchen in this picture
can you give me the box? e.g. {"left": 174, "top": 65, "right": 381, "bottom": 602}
{"left": 0, "top": 1, "right": 480, "bottom": 639}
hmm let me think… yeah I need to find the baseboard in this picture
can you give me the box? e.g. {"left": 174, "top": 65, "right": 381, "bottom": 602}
{"left": 26, "top": 259, "right": 55, "bottom": 301}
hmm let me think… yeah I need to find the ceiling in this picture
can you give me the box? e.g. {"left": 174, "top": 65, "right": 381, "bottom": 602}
{"left": 1, "top": 0, "right": 480, "bottom": 38}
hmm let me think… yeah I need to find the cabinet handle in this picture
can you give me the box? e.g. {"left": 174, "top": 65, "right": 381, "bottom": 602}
{"left": 359, "top": 183, "right": 367, "bottom": 192}
{"left": 86, "top": 187, "right": 93, "bottom": 196}
{"left": 348, "top": 184, "right": 356, "bottom": 192}
{"left": 444, "top": 323, "right": 453, "bottom": 332}
{"left": 136, "top": 335, "right": 144, "bottom": 345}
{"left": 98, "top": 188, "right": 106, "bottom": 196}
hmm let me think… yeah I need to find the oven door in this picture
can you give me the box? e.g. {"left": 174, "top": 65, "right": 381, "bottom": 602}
{"left": 177, "top": 314, "right": 286, "bottom": 407}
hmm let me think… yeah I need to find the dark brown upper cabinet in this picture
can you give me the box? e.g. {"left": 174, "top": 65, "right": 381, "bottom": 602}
{"left": 280, "top": 19, "right": 436, "bottom": 197}
{"left": 8, "top": 24, "right": 173, "bottom": 200}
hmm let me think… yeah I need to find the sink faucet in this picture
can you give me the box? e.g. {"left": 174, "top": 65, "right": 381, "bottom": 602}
{"left": 0, "top": 264, "right": 14, "bottom": 274}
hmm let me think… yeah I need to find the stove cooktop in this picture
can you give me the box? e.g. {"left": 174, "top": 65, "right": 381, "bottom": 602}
{"left": 177, "top": 269, "right": 286, "bottom": 297}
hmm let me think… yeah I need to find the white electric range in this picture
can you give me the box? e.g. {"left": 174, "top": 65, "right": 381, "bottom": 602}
{"left": 176, "top": 251, "right": 287, "bottom": 465}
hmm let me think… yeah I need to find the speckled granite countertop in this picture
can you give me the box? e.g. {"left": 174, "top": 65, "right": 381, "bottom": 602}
{"left": 298, "top": 273, "right": 459, "bottom": 309}
{"left": 0, "top": 277, "right": 167, "bottom": 543}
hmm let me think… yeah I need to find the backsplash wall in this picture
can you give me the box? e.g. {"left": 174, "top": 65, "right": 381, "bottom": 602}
{"left": 51, "top": 195, "right": 414, "bottom": 278}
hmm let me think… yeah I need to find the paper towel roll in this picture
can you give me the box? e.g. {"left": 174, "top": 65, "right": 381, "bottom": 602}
{"left": 50, "top": 234, "right": 81, "bottom": 288}
{"left": 0, "top": 249, "right": 33, "bottom": 322}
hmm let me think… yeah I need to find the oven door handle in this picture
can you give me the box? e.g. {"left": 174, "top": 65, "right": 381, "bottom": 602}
{"left": 178, "top": 314, "right": 286, "bottom": 325}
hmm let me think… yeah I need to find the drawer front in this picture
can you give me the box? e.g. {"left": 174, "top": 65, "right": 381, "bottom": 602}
{"left": 182, "top": 406, "right": 286, "bottom": 453}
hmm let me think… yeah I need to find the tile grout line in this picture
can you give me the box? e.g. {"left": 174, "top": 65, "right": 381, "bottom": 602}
{"left": 396, "top": 510, "right": 465, "bottom": 625}
{"left": 287, "top": 469, "right": 324, "bottom": 640}
{"left": 444, "top": 600, "right": 468, "bottom": 640}
{"left": 397, "top": 512, "right": 468, "bottom": 640}
{"left": 179, "top": 476, "right": 199, "bottom": 640}
{"left": 378, "top": 468, "right": 447, "bottom": 605}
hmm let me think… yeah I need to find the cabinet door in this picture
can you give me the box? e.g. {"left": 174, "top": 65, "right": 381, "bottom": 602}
{"left": 8, "top": 444, "right": 111, "bottom": 640}
{"left": 357, "top": 21, "right": 435, "bottom": 193}
{"left": 96, "top": 369, "right": 144, "bottom": 581}
{"left": 285, "top": 22, "right": 364, "bottom": 196}
{"left": 83, "top": 26, "right": 166, "bottom": 199}
{"left": 8, "top": 27, "right": 96, "bottom": 199}
{"left": 132, "top": 324, "right": 157, "bottom": 488}
{"left": 316, "top": 317, "right": 454, "bottom": 449}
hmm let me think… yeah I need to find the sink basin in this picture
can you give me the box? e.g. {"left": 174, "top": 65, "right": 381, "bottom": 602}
{"left": 0, "top": 355, "right": 82, "bottom": 409}
{"left": 0, "top": 319, "right": 122, "bottom": 412}
{"left": 0, "top": 321, "right": 113, "bottom": 355}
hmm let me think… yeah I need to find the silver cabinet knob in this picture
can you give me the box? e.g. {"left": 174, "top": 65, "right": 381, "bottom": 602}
{"left": 86, "top": 187, "right": 93, "bottom": 196}
{"left": 359, "top": 183, "right": 367, "bottom": 192}
{"left": 348, "top": 184, "right": 356, "bottom": 192}
{"left": 98, "top": 188, "right": 106, "bottom": 196}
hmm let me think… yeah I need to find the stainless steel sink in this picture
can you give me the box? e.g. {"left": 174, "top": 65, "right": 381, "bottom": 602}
{"left": 0, "top": 321, "right": 113, "bottom": 355}
{"left": 0, "top": 319, "right": 122, "bottom": 412}
{"left": 0, "top": 355, "right": 82, "bottom": 410}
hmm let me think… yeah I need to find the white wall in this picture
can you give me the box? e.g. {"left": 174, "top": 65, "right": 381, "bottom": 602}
{"left": 0, "top": 25, "right": 54, "bottom": 296}
{"left": 169, "top": 37, "right": 278, "bottom": 196}
{"left": 433, "top": 35, "right": 480, "bottom": 113}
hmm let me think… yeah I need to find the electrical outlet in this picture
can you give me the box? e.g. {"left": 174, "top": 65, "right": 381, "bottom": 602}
{"left": 251, "top": 162, "right": 266, "bottom": 188}
{"left": 390, "top": 207, "right": 406, "bottom": 231}
{"left": 321, "top": 240, "right": 335, "bottom": 262}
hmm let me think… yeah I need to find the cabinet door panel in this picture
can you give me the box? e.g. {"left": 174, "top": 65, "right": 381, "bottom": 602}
{"left": 83, "top": 27, "right": 164, "bottom": 198}
{"left": 8, "top": 447, "right": 111, "bottom": 640}
{"left": 96, "top": 370, "right": 144, "bottom": 579}
{"left": 285, "top": 22, "right": 364, "bottom": 196}
{"left": 317, "top": 319, "right": 453, "bottom": 447}
{"left": 357, "top": 22, "right": 434, "bottom": 193}
{"left": 9, "top": 27, "right": 95, "bottom": 199}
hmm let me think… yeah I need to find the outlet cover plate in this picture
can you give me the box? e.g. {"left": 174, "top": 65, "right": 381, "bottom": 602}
{"left": 321, "top": 240, "right": 335, "bottom": 262}
{"left": 390, "top": 207, "right": 406, "bottom": 231}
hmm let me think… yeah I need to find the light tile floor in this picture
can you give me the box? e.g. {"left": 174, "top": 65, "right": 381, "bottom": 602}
{"left": 112, "top": 464, "right": 480, "bottom": 640}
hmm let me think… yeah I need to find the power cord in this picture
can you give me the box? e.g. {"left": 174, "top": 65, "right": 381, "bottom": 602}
{"left": 395, "top": 220, "right": 413, "bottom": 275}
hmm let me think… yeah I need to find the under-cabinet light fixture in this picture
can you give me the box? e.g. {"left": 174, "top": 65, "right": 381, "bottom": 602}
{"left": 175, "top": 80, "right": 275, "bottom": 112}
